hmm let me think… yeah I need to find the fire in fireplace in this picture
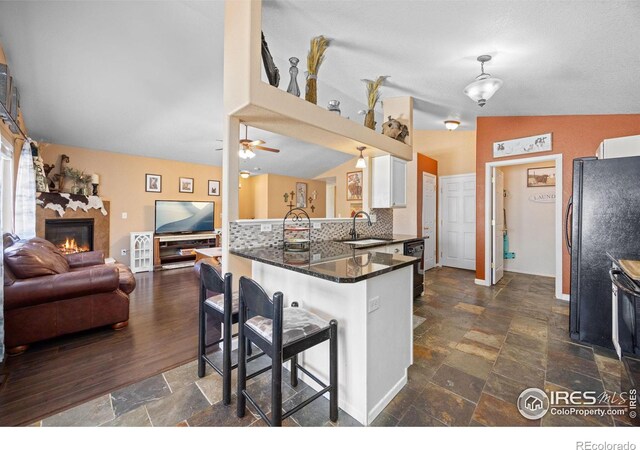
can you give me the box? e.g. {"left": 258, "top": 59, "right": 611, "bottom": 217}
{"left": 45, "top": 219, "right": 94, "bottom": 255}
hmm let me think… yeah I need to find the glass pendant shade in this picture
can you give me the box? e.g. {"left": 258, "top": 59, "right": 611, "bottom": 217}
{"left": 464, "top": 74, "right": 503, "bottom": 107}
{"left": 355, "top": 146, "right": 367, "bottom": 169}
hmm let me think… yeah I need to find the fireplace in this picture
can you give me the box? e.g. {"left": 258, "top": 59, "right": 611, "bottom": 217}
{"left": 45, "top": 219, "right": 94, "bottom": 255}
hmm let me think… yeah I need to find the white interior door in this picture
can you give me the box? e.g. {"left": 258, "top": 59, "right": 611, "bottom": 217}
{"left": 326, "top": 183, "right": 336, "bottom": 218}
{"left": 440, "top": 174, "right": 476, "bottom": 270}
{"left": 492, "top": 167, "right": 505, "bottom": 284}
{"left": 422, "top": 173, "right": 436, "bottom": 271}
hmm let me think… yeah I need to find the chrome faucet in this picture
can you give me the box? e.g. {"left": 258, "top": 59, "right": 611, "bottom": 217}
{"left": 349, "top": 210, "right": 372, "bottom": 240}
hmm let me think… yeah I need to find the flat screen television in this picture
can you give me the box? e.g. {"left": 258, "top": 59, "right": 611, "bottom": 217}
{"left": 155, "top": 200, "right": 215, "bottom": 234}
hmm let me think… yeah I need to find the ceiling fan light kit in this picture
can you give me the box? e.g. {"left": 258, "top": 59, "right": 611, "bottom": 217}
{"left": 444, "top": 120, "right": 460, "bottom": 131}
{"left": 464, "top": 55, "right": 503, "bottom": 107}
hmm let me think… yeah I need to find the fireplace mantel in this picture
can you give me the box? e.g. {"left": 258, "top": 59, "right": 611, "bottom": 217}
{"left": 36, "top": 199, "right": 110, "bottom": 257}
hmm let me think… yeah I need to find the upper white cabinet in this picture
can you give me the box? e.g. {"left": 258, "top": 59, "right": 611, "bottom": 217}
{"left": 372, "top": 155, "right": 407, "bottom": 208}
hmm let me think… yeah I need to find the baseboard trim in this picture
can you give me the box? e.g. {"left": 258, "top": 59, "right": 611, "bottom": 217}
{"left": 559, "top": 294, "right": 570, "bottom": 301}
{"left": 475, "top": 278, "right": 490, "bottom": 286}
{"left": 504, "top": 268, "right": 555, "bottom": 278}
{"left": 367, "top": 372, "right": 407, "bottom": 426}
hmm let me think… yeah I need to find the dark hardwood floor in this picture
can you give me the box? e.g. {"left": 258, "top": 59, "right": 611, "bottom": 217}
{"left": 0, "top": 267, "right": 207, "bottom": 426}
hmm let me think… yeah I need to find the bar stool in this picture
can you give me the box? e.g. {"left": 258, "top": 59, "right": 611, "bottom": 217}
{"left": 197, "top": 263, "right": 260, "bottom": 405}
{"left": 236, "top": 276, "right": 338, "bottom": 426}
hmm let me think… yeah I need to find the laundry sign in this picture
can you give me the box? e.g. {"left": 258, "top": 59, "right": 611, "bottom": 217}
{"left": 529, "top": 192, "right": 556, "bottom": 203}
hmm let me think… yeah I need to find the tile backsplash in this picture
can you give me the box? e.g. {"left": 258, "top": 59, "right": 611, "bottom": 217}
{"left": 229, "top": 208, "right": 393, "bottom": 250}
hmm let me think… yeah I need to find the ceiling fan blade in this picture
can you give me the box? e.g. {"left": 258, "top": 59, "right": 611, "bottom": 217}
{"left": 255, "top": 146, "right": 280, "bottom": 153}
{"left": 214, "top": 148, "right": 223, "bottom": 151}
{"left": 239, "top": 139, "right": 252, "bottom": 144}
{"left": 249, "top": 139, "right": 265, "bottom": 146}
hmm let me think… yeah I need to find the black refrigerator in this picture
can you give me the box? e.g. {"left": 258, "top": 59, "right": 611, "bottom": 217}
{"left": 568, "top": 156, "right": 640, "bottom": 350}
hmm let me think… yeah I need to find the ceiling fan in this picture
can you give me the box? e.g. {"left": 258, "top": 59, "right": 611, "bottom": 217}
{"left": 215, "top": 125, "right": 281, "bottom": 159}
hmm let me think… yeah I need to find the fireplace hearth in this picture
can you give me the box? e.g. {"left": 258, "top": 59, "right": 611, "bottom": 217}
{"left": 45, "top": 219, "right": 94, "bottom": 255}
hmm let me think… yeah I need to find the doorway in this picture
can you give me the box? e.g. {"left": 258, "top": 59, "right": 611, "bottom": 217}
{"left": 439, "top": 173, "right": 476, "bottom": 270}
{"left": 422, "top": 172, "right": 436, "bottom": 271}
{"left": 484, "top": 154, "right": 564, "bottom": 299}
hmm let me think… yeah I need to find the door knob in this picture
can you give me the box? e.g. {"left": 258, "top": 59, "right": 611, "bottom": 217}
{"left": 425, "top": 236, "right": 430, "bottom": 239}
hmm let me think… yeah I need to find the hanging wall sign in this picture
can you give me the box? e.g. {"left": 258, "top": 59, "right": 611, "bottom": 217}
{"left": 529, "top": 192, "right": 556, "bottom": 203}
{"left": 493, "top": 133, "right": 552, "bottom": 158}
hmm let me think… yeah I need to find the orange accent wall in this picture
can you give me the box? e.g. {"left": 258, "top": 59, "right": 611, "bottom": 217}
{"left": 416, "top": 153, "right": 438, "bottom": 237}
{"left": 476, "top": 114, "right": 640, "bottom": 293}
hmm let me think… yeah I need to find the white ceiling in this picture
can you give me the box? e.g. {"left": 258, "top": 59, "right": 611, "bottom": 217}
{"left": 0, "top": 0, "right": 639, "bottom": 174}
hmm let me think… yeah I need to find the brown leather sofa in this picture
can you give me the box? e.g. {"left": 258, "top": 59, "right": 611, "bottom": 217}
{"left": 3, "top": 233, "right": 136, "bottom": 355}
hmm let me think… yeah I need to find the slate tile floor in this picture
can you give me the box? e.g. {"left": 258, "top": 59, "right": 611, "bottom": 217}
{"left": 32, "top": 268, "right": 638, "bottom": 427}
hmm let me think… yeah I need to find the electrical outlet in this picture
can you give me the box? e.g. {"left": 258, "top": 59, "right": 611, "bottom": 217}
{"left": 370, "top": 212, "right": 377, "bottom": 223}
{"left": 121, "top": 249, "right": 127, "bottom": 256}
{"left": 312, "top": 253, "right": 321, "bottom": 262}
{"left": 368, "top": 296, "right": 380, "bottom": 313}
{"left": 313, "top": 222, "right": 321, "bottom": 229}
{"left": 260, "top": 223, "right": 272, "bottom": 232}
{"left": 121, "top": 212, "right": 127, "bottom": 219}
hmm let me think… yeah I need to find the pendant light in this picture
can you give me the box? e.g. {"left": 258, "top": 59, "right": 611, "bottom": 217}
{"left": 355, "top": 146, "right": 367, "bottom": 169}
{"left": 444, "top": 120, "right": 460, "bottom": 131}
{"left": 464, "top": 55, "right": 503, "bottom": 107}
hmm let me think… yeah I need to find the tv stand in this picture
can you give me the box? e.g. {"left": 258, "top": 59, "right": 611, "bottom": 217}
{"left": 153, "top": 232, "right": 220, "bottom": 270}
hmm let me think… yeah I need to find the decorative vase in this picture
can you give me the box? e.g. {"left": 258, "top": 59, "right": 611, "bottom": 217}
{"left": 327, "top": 100, "right": 341, "bottom": 115}
{"left": 72, "top": 184, "right": 81, "bottom": 195}
{"left": 83, "top": 185, "right": 91, "bottom": 196}
{"left": 287, "top": 57, "right": 300, "bottom": 97}
{"left": 364, "top": 109, "right": 376, "bottom": 130}
{"left": 305, "top": 73, "right": 317, "bottom": 104}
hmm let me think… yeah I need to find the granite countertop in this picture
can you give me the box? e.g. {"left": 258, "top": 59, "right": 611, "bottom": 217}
{"left": 230, "top": 240, "right": 418, "bottom": 283}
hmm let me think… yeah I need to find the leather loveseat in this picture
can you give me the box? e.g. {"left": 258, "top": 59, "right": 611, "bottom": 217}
{"left": 3, "top": 233, "right": 136, "bottom": 355}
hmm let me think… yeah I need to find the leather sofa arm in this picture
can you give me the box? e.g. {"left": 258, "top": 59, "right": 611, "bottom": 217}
{"left": 66, "top": 250, "right": 105, "bottom": 268}
{"left": 4, "top": 265, "right": 120, "bottom": 310}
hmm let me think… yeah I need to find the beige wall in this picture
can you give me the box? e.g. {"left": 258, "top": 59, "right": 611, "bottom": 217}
{"left": 413, "top": 130, "right": 476, "bottom": 176}
{"left": 239, "top": 173, "right": 326, "bottom": 219}
{"left": 315, "top": 157, "right": 362, "bottom": 218}
{"left": 41, "top": 143, "right": 223, "bottom": 265}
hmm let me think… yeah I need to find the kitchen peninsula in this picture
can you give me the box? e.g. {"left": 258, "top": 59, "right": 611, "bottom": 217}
{"left": 231, "top": 240, "right": 417, "bottom": 425}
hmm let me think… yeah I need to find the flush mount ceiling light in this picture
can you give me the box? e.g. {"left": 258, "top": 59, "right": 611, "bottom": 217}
{"left": 444, "top": 120, "right": 460, "bottom": 131}
{"left": 239, "top": 170, "right": 251, "bottom": 179}
{"left": 464, "top": 55, "right": 503, "bottom": 107}
{"left": 355, "top": 146, "right": 367, "bottom": 169}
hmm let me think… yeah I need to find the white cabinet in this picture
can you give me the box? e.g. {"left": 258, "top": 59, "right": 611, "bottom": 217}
{"left": 371, "top": 155, "right": 407, "bottom": 208}
{"left": 130, "top": 231, "right": 153, "bottom": 273}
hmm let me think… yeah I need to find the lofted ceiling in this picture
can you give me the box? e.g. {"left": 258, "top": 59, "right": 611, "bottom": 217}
{"left": 0, "top": 0, "right": 638, "bottom": 174}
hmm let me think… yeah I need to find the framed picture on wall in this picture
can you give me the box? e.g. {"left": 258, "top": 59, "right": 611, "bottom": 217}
{"left": 346, "top": 171, "right": 363, "bottom": 201}
{"left": 208, "top": 180, "right": 220, "bottom": 196}
{"left": 296, "top": 182, "right": 307, "bottom": 208}
{"left": 179, "top": 177, "right": 194, "bottom": 193}
{"left": 527, "top": 167, "right": 556, "bottom": 187}
{"left": 145, "top": 174, "right": 162, "bottom": 193}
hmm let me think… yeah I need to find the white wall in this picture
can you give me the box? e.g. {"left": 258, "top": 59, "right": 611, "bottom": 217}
{"left": 502, "top": 162, "right": 555, "bottom": 277}
{"left": 393, "top": 149, "right": 417, "bottom": 234}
